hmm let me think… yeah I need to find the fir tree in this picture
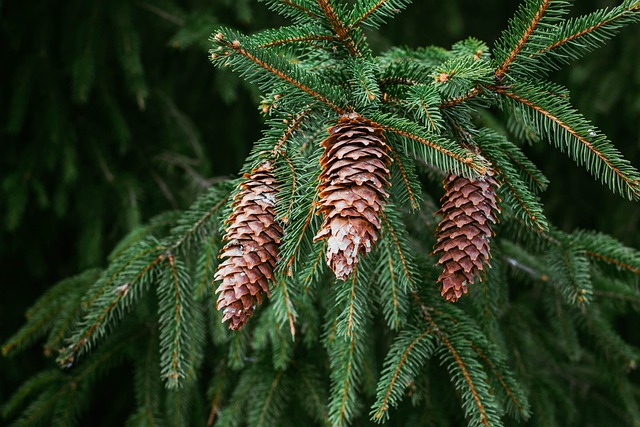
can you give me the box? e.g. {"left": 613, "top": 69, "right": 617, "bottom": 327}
{"left": 4, "top": 1, "right": 640, "bottom": 426}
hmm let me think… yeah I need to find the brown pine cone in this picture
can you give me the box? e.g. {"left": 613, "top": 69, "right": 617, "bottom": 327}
{"left": 214, "top": 161, "right": 282, "bottom": 330}
{"left": 432, "top": 174, "right": 500, "bottom": 302}
{"left": 313, "top": 113, "right": 392, "bottom": 281}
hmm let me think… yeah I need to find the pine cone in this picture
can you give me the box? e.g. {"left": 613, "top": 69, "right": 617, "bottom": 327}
{"left": 214, "top": 162, "right": 282, "bottom": 330}
{"left": 314, "top": 113, "right": 392, "bottom": 281}
{"left": 432, "top": 174, "right": 500, "bottom": 302}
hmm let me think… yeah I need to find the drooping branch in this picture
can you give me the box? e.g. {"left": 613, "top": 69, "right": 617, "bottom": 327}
{"left": 424, "top": 311, "right": 491, "bottom": 427}
{"left": 469, "top": 343, "right": 529, "bottom": 419}
{"left": 371, "top": 327, "right": 432, "bottom": 420}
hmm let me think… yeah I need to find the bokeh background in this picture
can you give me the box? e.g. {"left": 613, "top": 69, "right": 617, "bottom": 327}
{"left": 2, "top": 0, "right": 639, "bottom": 421}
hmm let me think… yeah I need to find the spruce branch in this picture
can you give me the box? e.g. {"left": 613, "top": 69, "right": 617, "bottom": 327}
{"left": 349, "top": 0, "right": 411, "bottom": 30}
{"left": 530, "top": 2, "right": 640, "bottom": 74}
{"left": 576, "top": 230, "right": 640, "bottom": 277}
{"left": 2, "top": 270, "right": 98, "bottom": 357}
{"left": 546, "top": 239, "right": 592, "bottom": 305}
{"left": 295, "top": 363, "right": 331, "bottom": 425}
{"left": 386, "top": 144, "right": 421, "bottom": 210}
{"left": 476, "top": 129, "right": 549, "bottom": 230}
{"left": 370, "top": 324, "right": 435, "bottom": 422}
{"left": 57, "top": 243, "right": 166, "bottom": 367}
{"left": 272, "top": 277, "right": 298, "bottom": 338}
{"left": 158, "top": 254, "right": 193, "bottom": 388}
{"left": 495, "top": 0, "right": 552, "bottom": 78}
{"left": 371, "top": 113, "right": 487, "bottom": 177}
{"left": 467, "top": 343, "right": 531, "bottom": 420}
{"left": 259, "top": 0, "right": 323, "bottom": 23}
{"left": 316, "top": 0, "right": 361, "bottom": 56}
{"left": 379, "top": 209, "right": 416, "bottom": 289}
{"left": 440, "top": 86, "right": 483, "bottom": 108}
{"left": 254, "top": 25, "right": 336, "bottom": 49}
{"left": 327, "top": 328, "right": 365, "bottom": 427}
{"left": 7, "top": 1, "right": 640, "bottom": 426}
{"left": 334, "top": 264, "right": 371, "bottom": 338}
{"left": 211, "top": 30, "right": 346, "bottom": 113}
{"left": 496, "top": 83, "right": 640, "bottom": 200}
{"left": 425, "top": 309, "right": 504, "bottom": 427}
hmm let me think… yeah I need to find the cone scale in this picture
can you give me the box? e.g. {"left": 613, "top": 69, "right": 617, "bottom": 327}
{"left": 432, "top": 173, "right": 500, "bottom": 302}
{"left": 214, "top": 161, "right": 282, "bottom": 330}
{"left": 314, "top": 113, "right": 392, "bottom": 281}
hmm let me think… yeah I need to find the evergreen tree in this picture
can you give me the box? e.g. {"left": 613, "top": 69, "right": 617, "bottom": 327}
{"left": 4, "top": 1, "right": 640, "bottom": 426}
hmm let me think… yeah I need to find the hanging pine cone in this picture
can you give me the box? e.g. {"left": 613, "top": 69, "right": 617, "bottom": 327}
{"left": 214, "top": 161, "right": 282, "bottom": 330}
{"left": 313, "top": 113, "right": 392, "bottom": 281}
{"left": 432, "top": 173, "right": 500, "bottom": 302}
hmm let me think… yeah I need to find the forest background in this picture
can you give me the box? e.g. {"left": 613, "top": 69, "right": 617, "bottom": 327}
{"left": 1, "top": 0, "right": 640, "bottom": 423}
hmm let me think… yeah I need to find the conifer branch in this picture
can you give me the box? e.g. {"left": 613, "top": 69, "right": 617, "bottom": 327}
{"left": 535, "top": 3, "right": 640, "bottom": 55}
{"left": 303, "top": 241, "right": 326, "bottom": 288}
{"left": 561, "top": 247, "right": 586, "bottom": 304}
{"left": 470, "top": 343, "right": 527, "bottom": 418}
{"left": 376, "top": 120, "right": 486, "bottom": 175}
{"left": 496, "top": 0, "right": 550, "bottom": 77}
{"left": 379, "top": 76, "right": 419, "bottom": 88}
{"left": 197, "top": 235, "right": 218, "bottom": 298}
{"left": 280, "top": 0, "right": 322, "bottom": 20}
{"left": 164, "top": 254, "right": 184, "bottom": 384}
{"left": 316, "top": 0, "right": 360, "bottom": 56}
{"left": 7, "top": 2, "right": 640, "bottom": 426}
{"left": 351, "top": 0, "right": 392, "bottom": 28}
{"left": 386, "top": 145, "right": 418, "bottom": 210}
{"left": 424, "top": 310, "right": 492, "bottom": 427}
{"left": 207, "top": 390, "right": 220, "bottom": 426}
{"left": 256, "top": 370, "right": 284, "bottom": 427}
{"left": 498, "top": 174, "right": 546, "bottom": 230}
{"left": 214, "top": 35, "right": 345, "bottom": 113}
{"left": 278, "top": 279, "right": 297, "bottom": 338}
{"left": 272, "top": 110, "right": 311, "bottom": 222}
{"left": 440, "top": 86, "right": 483, "bottom": 108}
{"left": 337, "top": 334, "right": 357, "bottom": 426}
{"left": 273, "top": 110, "right": 312, "bottom": 157}
{"left": 502, "top": 149, "right": 547, "bottom": 191}
{"left": 297, "top": 366, "right": 331, "bottom": 426}
{"left": 45, "top": 291, "right": 86, "bottom": 354}
{"left": 386, "top": 254, "right": 400, "bottom": 328}
{"left": 84, "top": 246, "right": 160, "bottom": 308}
{"left": 59, "top": 248, "right": 166, "bottom": 365}
{"left": 345, "top": 269, "right": 359, "bottom": 337}
{"left": 586, "top": 252, "right": 640, "bottom": 276}
{"left": 440, "top": 335, "right": 490, "bottom": 427}
{"left": 497, "top": 87, "right": 640, "bottom": 200}
{"left": 380, "top": 212, "right": 414, "bottom": 286}
{"left": 258, "top": 34, "right": 336, "bottom": 48}
{"left": 372, "top": 327, "right": 432, "bottom": 420}
{"left": 170, "top": 196, "right": 228, "bottom": 251}
{"left": 284, "top": 204, "right": 315, "bottom": 273}
{"left": 350, "top": 0, "right": 411, "bottom": 30}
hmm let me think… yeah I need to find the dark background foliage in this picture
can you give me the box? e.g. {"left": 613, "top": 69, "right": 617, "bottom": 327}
{"left": 2, "top": 0, "right": 639, "bottom": 422}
